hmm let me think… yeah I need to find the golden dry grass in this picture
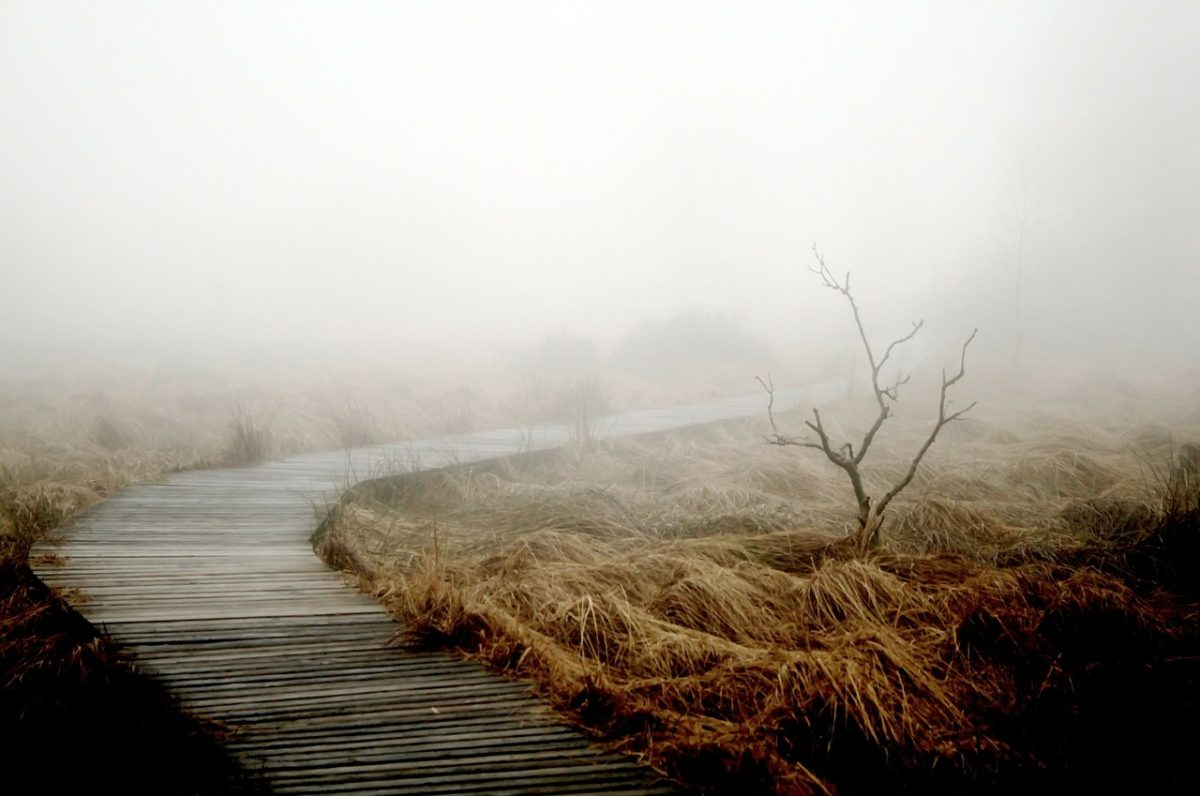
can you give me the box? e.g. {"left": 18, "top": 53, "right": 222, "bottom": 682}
{"left": 319, "top": 379, "right": 1200, "bottom": 793}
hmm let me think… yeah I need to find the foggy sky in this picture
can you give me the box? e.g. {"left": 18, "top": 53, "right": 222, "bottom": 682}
{"left": 2, "top": 1, "right": 1197, "bottom": 371}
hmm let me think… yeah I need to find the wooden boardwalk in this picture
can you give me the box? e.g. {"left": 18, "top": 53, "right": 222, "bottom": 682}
{"left": 31, "top": 386, "right": 837, "bottom": 794}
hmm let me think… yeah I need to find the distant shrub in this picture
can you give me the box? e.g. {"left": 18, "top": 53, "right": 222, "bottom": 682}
{"left": 520, "top": 331, "right": 600, "bottom": 376}
{"left": 609, "top": 308, "right": 770, "bottom": 375}
{"left": 508, "top": 332, "right": 608, "bottom": 426}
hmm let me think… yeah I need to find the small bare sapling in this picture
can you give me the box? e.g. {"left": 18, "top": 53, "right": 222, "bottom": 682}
{"left": 759, "top": 246, "right": 978, "bottom": 550}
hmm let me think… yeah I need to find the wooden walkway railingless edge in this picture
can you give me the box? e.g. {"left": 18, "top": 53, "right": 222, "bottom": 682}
{"left": 30, "top": 385, "right": 840, "bottom": 794}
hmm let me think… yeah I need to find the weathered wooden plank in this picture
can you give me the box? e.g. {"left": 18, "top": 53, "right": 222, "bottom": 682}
{"left": 236, "top": 699, "right": 559, "bottom": 730}
{"left": 260, "top": 745, "right": 613, "bottom": 774}
{"left": 159, "top": 665, "right": 514, "bottom": 692}
{"left": 227, "top": 723, "right": 579, "bottom": 754}
{"left": 278, "top": 784, "right": 676, "bottom": 796}
{"left": 184, "top": 679, "right": 535, "bottom": 713}
{"left": 265, "top": 761, "right": 661, "bottom": 791}
{"left": 213, "top": 696, "right": 549, "bottom": 728}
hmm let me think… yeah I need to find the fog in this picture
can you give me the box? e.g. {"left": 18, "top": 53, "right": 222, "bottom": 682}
{"left": 2, "top": 1, "right": 1197, "bottom": 379}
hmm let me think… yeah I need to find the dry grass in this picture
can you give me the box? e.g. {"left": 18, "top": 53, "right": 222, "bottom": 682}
{"left": 319, "top": 381, "right": 1200, "bottom": 794}
{"left": 4, "top": 351, "right": 1197, "bottom": 792}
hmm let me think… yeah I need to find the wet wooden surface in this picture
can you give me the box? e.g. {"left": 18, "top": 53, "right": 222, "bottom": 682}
{"left": 31, "top": 385, "right": 837, "bottom": 793}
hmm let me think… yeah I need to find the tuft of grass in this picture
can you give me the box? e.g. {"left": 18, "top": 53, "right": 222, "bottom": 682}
{"left": 1058, "top": 495, "right": 1156, "bottom": 541}
{"left": 221, "top": 403, "right": 273, "bottom": 466}
{"left": 330, "top": 396, "right": 380, "bottom": 448}
{"left": 2, "top": 482, "right": 101, "bottom": 541}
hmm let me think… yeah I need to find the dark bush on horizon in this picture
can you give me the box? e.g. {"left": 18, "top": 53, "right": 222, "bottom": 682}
{"left": 518, "top": 331, "right": 600, "bottom": 377}
{"left": 610, "top": 308, "right": 771, "bottom": 375}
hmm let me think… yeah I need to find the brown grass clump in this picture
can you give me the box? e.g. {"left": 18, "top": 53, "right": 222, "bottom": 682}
{"left": 2, "top": 482, "right": 101, "bottom": 540}
{"left": 1058, "top": 495, "right": 1156, "bottom": 540}
{"left": 1007, "top": 447, "right": 1125, "bottom": 499}
{"left": 320, "top": 397, "right": 1200, "bottom": 794}
{"left": 220, "top": 402, "right": 275, "bottom": 466}
{"left": 894, "top": 498, "right": 1027, "bottom": 556}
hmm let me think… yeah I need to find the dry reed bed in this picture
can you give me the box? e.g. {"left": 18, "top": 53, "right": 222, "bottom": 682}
{"left": 320, "top": 395, "right": 1200, "bottom": 794}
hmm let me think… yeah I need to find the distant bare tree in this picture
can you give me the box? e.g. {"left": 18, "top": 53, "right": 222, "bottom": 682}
{"left": 759, "top": 246, "right": 978, "bottom": 551}
{"left": 994, "top": 171, "right": 1041, "bottom": 372}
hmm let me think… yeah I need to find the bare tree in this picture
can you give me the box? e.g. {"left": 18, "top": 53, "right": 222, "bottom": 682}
{"left": 759, "top": 246, "right": 978, "bottom": 551}
{"left": 993, "top": 170, "right": 1041, "bottom": 373}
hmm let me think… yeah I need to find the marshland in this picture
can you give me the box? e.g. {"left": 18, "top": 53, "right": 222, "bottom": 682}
{"left": 313, "top": 364, "right": 1200, "bottom": 794}
{"left": 3, "top": 2, "right": 1199, "bottom": 794}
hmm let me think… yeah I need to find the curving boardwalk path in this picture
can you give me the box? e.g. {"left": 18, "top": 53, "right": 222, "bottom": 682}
{"left": 31, "top": 386, "right": 837, "bottom": 794}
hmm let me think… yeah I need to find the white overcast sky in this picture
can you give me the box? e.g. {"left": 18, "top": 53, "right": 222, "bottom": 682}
{"left": 1, "top": 1, "right": 1197, "bottom": 366}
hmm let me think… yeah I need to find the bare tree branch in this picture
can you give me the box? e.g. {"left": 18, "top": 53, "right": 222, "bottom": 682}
{"left": 810, "top": 245, "right": 927, "bottom": 471}
{"left": 755, "top": 374, "right": 778, "bottom": 435}
{"left": 766, "top": 247, "right": 979, "bottom": 551}
{"left": 756, "top": 374, "right": 825, "bottom": 449}
{"left": 874, "top": 328, "right": 979, "bottom": 522}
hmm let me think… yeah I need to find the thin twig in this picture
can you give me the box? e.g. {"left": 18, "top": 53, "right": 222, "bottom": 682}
{"left": 876, "top": 328, "right": 979, "bottom": 518}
